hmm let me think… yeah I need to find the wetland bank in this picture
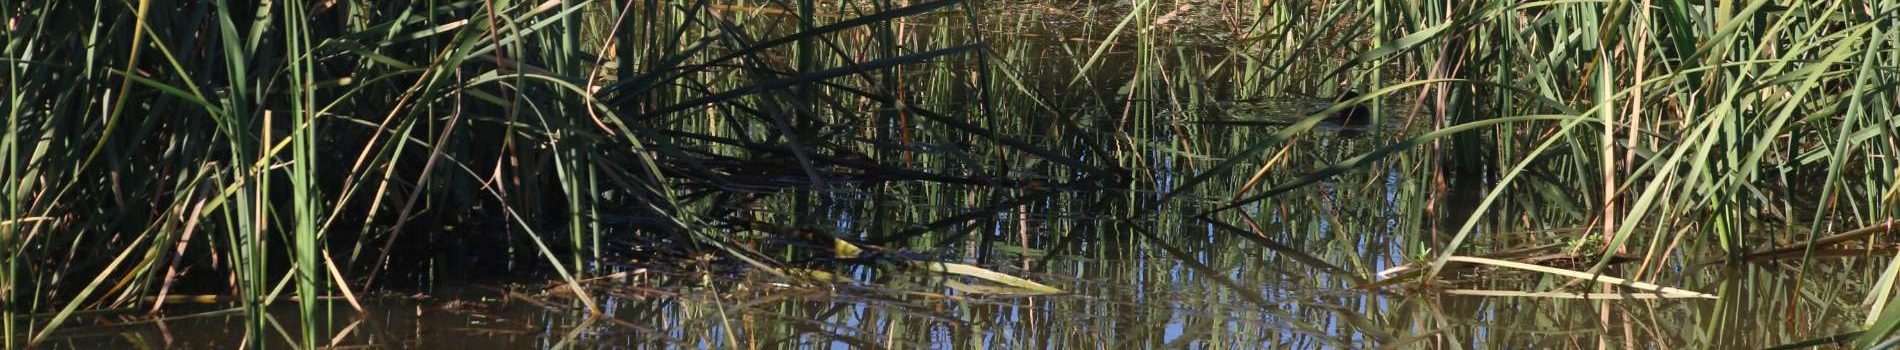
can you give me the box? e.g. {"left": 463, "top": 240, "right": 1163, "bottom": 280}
{"left": 7, "top": 0, "right": 1900, "bottom": 348}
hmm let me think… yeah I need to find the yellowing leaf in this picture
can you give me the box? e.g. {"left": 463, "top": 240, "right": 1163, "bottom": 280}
{"left": 834, "top": 238, "right": 864, "bottom": 259}
{"left": 914, "top": 262, "right": 1063, "bottom": 294}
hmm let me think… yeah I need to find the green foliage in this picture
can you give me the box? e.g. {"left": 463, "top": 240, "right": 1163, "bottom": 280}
{"left": 6, "top": 0, "right": 1900, "bottom": 347}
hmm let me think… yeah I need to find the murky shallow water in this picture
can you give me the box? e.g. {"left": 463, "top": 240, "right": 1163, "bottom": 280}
{"left": 34, "top": 85, "right": 1879, "bottom": 348}
{"left": 35, "top": 101, "right": 1878, "bottom": 348}
{"left": 38, "top": 233, "right": 1868, "bottom": 349}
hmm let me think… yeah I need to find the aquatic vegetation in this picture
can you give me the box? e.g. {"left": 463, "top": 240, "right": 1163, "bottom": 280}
{"left": 3, "top": 0, "right": 1899, "bottom": 348}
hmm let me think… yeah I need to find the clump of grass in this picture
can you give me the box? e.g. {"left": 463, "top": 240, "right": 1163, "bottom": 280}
{"left": 1157, "top": 0, "right": 1899, "bottom": 345}
{"left": 2, "top": 0, "right": 1100, "bottom": 345}
{"left": 9, "top": 0, "right": 1900, "bottom": 347}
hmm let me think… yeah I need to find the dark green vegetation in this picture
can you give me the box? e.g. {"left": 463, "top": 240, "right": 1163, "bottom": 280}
{"left": 6, "top": 0, "right": 1900, "bottom": 348}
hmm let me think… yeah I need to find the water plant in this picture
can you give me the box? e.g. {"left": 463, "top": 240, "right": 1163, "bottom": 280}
{"left": 4, "top": 0, "right": 1900, "bottom": 348}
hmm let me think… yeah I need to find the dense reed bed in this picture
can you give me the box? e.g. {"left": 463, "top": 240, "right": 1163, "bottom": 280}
{"left": 5, "top": 0, "right": 1900, "bottom": 347}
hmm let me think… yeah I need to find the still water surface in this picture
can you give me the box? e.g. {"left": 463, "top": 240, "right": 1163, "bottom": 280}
{"left": 40, "top": 132, "right": 1864, "bottom": 349}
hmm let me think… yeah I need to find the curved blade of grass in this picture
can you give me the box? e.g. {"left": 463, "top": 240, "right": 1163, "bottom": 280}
{"left": 1062, "top": 0, "right": 1144, "bottom": 88}
{"left": 601, "top": 0, "right": 965, "bottom": 100}
{"left": 1205, "top": 114, "right": 1590, "bottom": 215}
{"left": 635, "top": 43, "right": 982, "bottom": 119}
{"left": 1443, "top": 256, "right": 1715, "bottom": 298}
{"left": 1443, "top": 290, "right": 1714, "bottom": 300}
{"left": 913, "top": 261, "right": 1062, "bottom": 295}
{"left": 28, "top": 228, "right": 154, "bottom": 345}
{"left": 1150, "top": 79, "right": 1466, "bottom": 209}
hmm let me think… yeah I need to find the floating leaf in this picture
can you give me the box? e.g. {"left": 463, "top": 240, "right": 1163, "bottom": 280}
{"left": 1441, "top": 256, "right": 1716, "bottom": 299}
{"left": 914, "top": 262, "right": 1063, "bottom": 295}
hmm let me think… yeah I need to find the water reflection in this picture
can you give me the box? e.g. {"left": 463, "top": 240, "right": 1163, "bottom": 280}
{"left": 41, "top": 238, "right": 1854, "bottom": 349}
{"left": 37, "top": 102, "right": 1864, "bottom": 348}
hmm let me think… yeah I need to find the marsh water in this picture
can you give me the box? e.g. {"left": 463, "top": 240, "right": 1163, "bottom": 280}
{"left": 40, "top": 105, "right": 1869, "bottom": 349}
{"left": 30, "top": 6, "right": 1885, "bottom": 350}
{"left": 40, "top": 228, "right": 1871, "bottom": 349}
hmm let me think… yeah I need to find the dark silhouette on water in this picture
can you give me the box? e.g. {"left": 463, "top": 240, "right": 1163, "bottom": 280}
{"left": 1323, "top": 90, "right": 1371, "bottom": 128}
{"left": 1322, "top": 90, "right": 1372, "bottom": 138}
{"left": 1192, "top": 90, "right": 1377, "bottom": 138}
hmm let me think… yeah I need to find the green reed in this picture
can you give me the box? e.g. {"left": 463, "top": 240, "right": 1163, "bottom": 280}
{"left": 1168, "top": 0, "right": 1900, "bottom": 346}
{"left": 8, "top": 0, "right": 1900, "bottom": 348}
{"left": 3, "top": 0, "right": 1014, "bottom": 345}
